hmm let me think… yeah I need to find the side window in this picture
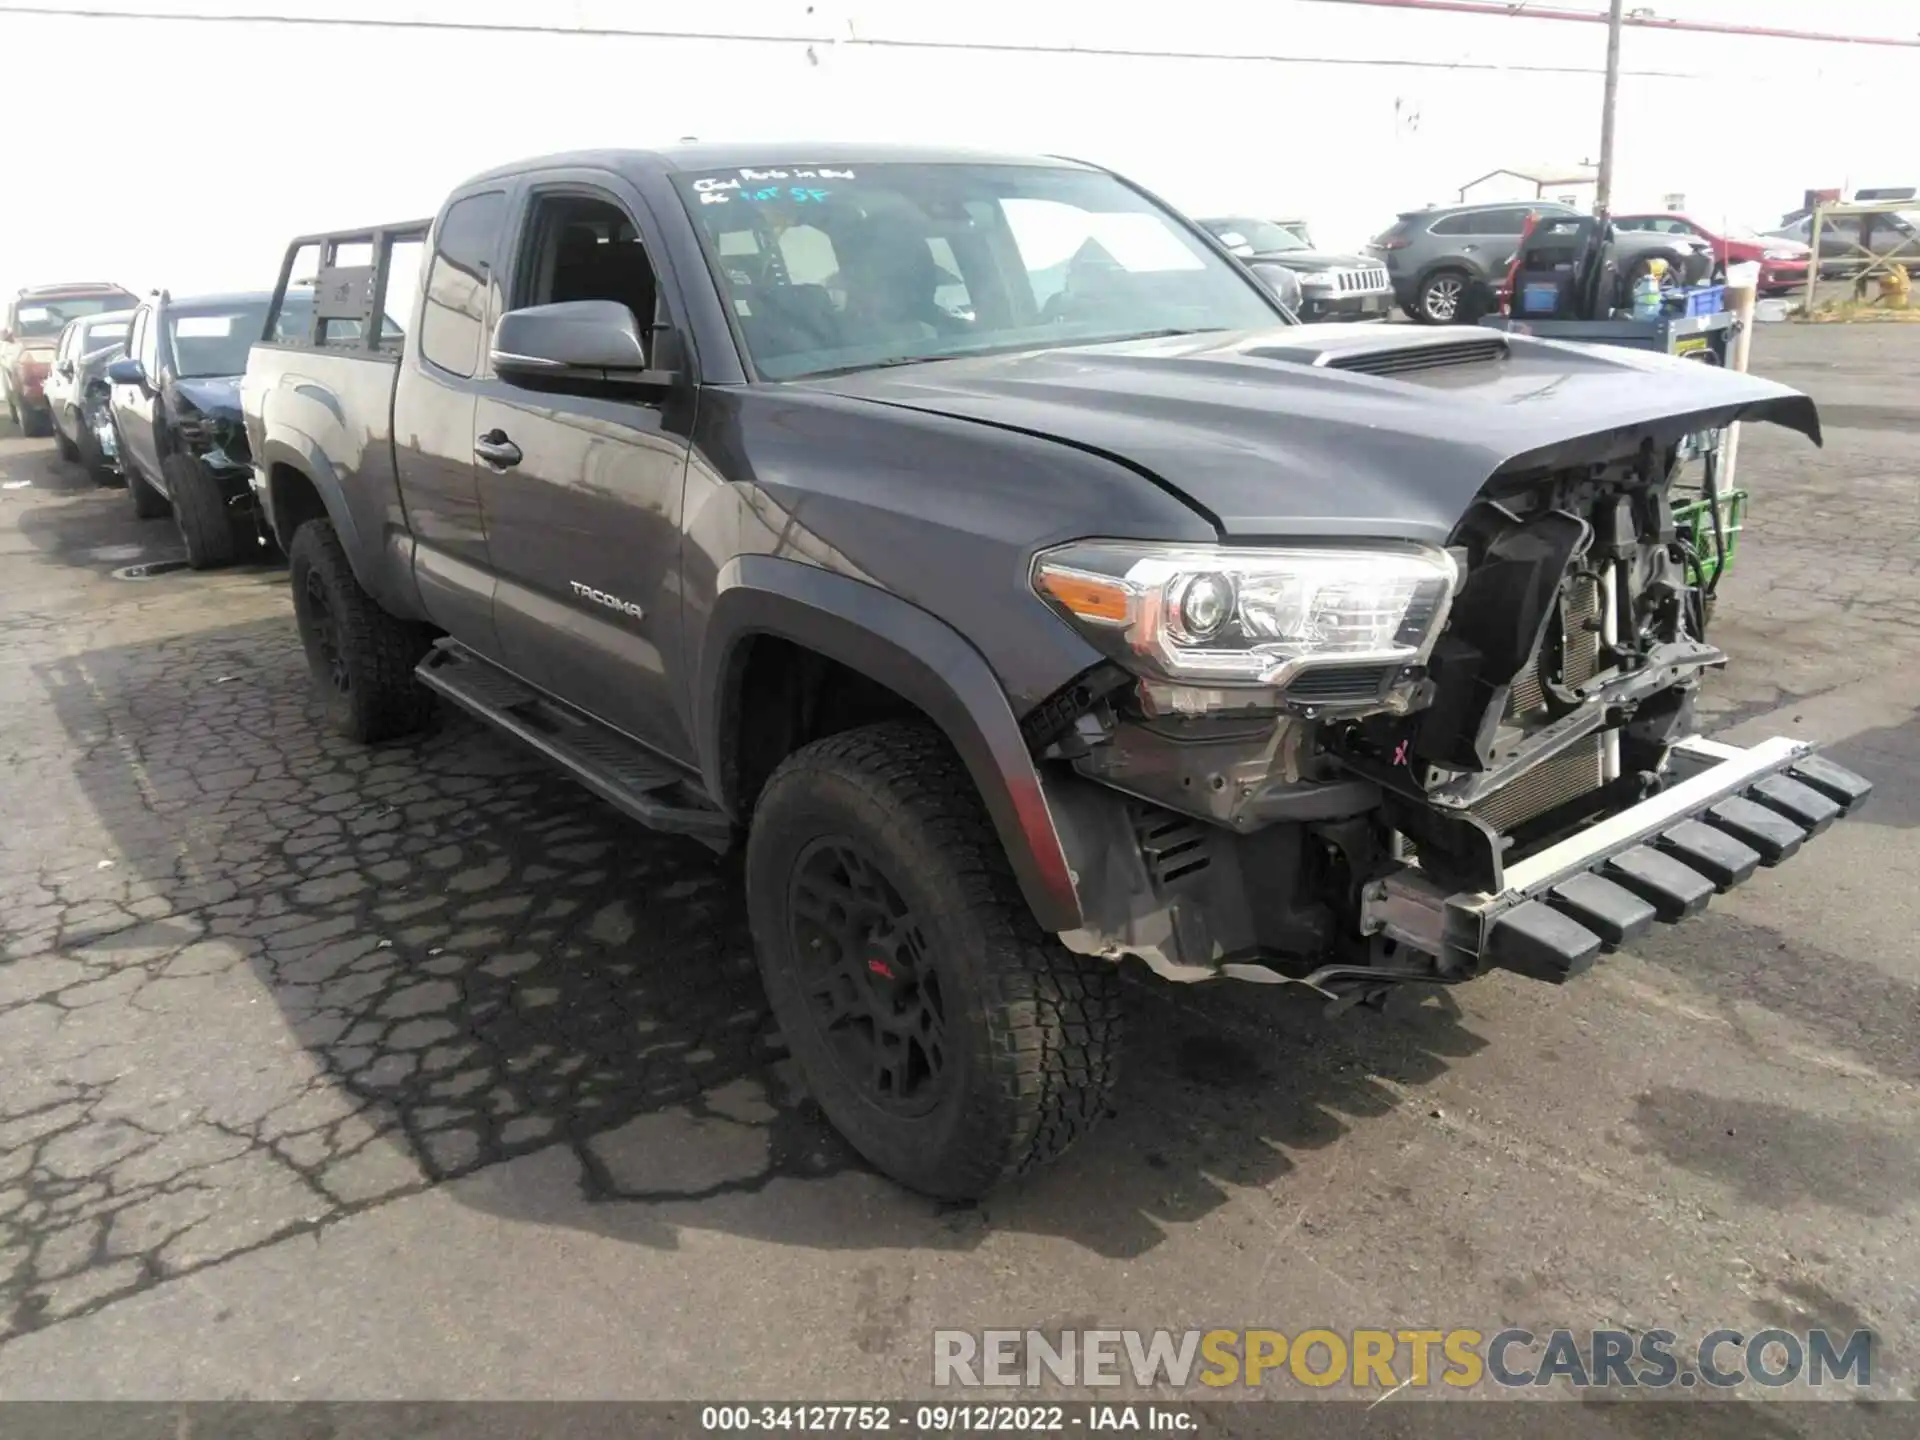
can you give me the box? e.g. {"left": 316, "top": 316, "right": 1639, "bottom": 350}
{"left": 1613, "top": 218, "right": 1648, "bottom": 233}
{"left": 135, "top": 307, "right": 159, "bottom": 375}
{"left": 1428, "top": 213, "right": 1474, "bottom": 236}
{"left": 1483, "top": 208, "right": 1534, "bottom": 236}
{"left": 56, "top": 323, "right": 75, "bottom": 362}
{"left": 420, "top": 190, "right": 506, "bottom": 378}
{"left": 515, "top": 191, "right": 660, "bottom": 358}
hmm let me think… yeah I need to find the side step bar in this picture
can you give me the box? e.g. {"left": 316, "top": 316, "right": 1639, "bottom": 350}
{"left": 415, "top": 641, "right": 734, "bottom": 851}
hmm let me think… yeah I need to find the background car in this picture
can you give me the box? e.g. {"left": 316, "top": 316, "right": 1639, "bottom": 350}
{"left": 44, "top": 308, "right": 134, "bottom": 484}
{"left": 1197, "top": 217, "right": 1394, "bottom": 321}
{"left": 1, "top": 281, "right": 139, "bottom": 435}
{"left": 107, "top": 289, "right": 287, "bottom": 568}
{"left": 1613, "top": 213, "right": 1810, "bottom": 296}
{"left": 1366, "top": 202, "right": 1715, "bottom": 323}
{"left": 1769, "top": 209, "right": 1920, "bottom": 280}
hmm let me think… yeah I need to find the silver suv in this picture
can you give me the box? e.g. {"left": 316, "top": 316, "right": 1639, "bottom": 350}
{"left": 1367, "top": 202, "right": 1714, "bottom": 324}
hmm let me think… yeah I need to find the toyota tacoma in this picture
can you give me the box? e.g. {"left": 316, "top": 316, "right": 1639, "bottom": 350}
{"left": 242, "top": 144, "right": 1870, "bottom": 1200}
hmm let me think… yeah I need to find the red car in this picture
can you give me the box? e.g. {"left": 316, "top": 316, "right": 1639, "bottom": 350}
{"left": 1613, "top": 213, "right": 1810, "bottom": 295}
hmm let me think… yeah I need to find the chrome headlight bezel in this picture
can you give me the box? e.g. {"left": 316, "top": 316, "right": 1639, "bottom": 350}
{"left": 1033, "top": 541, "right": 1462, "bottom": 692}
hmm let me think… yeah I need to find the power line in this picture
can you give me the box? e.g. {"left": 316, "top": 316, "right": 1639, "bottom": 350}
{"left": 0, "top": 4, "right": 1707, "bottom": 75}
{"left": 1294, "top": 0, "right": 1920, "bottom": 48}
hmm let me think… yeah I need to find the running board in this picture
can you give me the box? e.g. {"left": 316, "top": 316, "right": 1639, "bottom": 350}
{"left": 415, "top": 641, "right": 733, "bottom": 851}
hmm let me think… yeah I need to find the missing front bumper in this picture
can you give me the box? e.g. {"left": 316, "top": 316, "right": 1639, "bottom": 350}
{"left": 1361, "top": 734, "right": 1873, "bottom": 983}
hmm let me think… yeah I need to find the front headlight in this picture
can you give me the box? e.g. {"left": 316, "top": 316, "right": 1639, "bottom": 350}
{"left": 1762, "top": 248, "right": 1801, "bottom": 261}
{"left": 1033, "top": 542, "right": 1460, "bottom": 688}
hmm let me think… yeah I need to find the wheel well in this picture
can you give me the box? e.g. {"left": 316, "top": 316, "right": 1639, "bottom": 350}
{"left": 722, "top": 635, "right": 931, "bottom": 816}
{"left": 268, "top": 462, "right": 329, "bottom": 553}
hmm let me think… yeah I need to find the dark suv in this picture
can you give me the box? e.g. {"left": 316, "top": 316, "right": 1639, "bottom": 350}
{"left": 1369, "top": 202, "right": 1714, "bottom": 323}
{"left": 106, "top": 289, "right": 303, "bottom": 568}
{"left": 243, "top": 144, "right": 1868, "bottom": 1200}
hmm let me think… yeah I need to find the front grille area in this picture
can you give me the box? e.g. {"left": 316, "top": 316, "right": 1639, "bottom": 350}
{"left": 1283, "top": 663, "right": 1396, "bottom": 705}
{"left": 1468, "top": 734, "right": 1607, "bottom": 832}
{"left": 1328, "top": 336, "right": 1507, "bottom": 377}
{"left": 1335, "top": 266, "right": 1392, "bottom": 294}
{"left": 1508, "top": 574, "right": 1602, "bottom": 717}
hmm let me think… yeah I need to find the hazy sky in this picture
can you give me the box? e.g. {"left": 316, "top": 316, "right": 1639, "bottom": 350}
{"left": 1, "top": 0, "right": 1910, "bottom": 297}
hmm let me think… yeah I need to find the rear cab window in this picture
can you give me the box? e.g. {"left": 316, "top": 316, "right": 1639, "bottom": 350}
{"left": 420, "top": 191, "right": 507, "bottom": 378}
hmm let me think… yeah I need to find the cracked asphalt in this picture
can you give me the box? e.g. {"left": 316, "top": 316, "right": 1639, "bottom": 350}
{"left": 0, "top": 323, "right": 1914, "bottom": 1410}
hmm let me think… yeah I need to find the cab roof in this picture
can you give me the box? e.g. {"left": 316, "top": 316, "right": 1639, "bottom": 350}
{"left": 463, "top": 142, "right": 1097, "bottom": 187}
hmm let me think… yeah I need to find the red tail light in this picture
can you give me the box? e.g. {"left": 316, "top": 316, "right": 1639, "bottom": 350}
{"left": 1373, "top": 236, "right": 1411, "bottom": 251}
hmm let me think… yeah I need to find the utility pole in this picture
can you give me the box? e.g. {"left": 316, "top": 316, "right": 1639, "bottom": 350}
{"left": 1593, "top": 0, "right": 1625, "bottom": 215}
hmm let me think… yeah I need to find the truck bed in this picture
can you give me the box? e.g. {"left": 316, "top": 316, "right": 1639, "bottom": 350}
{"left": 241, "top": 220, "right": 430, "bottom": 617}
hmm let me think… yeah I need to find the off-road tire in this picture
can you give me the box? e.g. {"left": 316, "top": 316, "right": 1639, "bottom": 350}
{"left": 288, "top": 519, "right": 435, "bottom": 743}
{"left": 54, "top": 421, "right": 79, "bottom": 462}
{"left": 746, "top": 720, "right": 1123, "bottom": 1199}
{"left": 164, "top": 452, "right": 241, "bottom": 569}
{"left": 127, "top": 454, "right": 169, "bottom": 518}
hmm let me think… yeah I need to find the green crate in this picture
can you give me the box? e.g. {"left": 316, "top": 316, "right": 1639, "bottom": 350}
{"left": 1672, "top": 488, "right": 1749, "bottom": 586}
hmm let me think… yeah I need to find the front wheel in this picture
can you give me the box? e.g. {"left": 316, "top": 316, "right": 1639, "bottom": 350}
{"left": 54, "top": 420, "right": 79, "bottom": 463}
{"left": 746, "top": 721, "right": 1123, "bottom": 1200}
{"left": 1415, "top": 268, "right": 1473, "bottom": 324}
{"left": 164, "top": 452, "right": 242, "bottom": 569}
{"left": 288, "top": 519, "right": 435, "bottom": 742}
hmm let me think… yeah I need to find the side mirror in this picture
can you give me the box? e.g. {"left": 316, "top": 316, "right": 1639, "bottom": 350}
{"left": 1248, "top": 261, "right": 1303, "bottom": 314}
{"left": 57, "top": 361, "right": 75, "bottom": 378}
{"left": 490, "top": 300, "right": 678, "bottom": 391}
{"left": 107, "top": 357, "right": 146, "bottom": 387}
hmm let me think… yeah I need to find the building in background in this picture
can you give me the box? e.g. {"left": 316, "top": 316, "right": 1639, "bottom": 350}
{"left": 1457, "top": 165, "right": 1599, "bottom": 209}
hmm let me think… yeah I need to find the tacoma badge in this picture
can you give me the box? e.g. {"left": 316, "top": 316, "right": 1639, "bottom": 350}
{"left": 569, "top": 581, "right": 643, "bottom": 619}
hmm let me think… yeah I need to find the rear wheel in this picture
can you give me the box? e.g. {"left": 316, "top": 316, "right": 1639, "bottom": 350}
{"left": 288, "top": 519, "right": 435, "bottom": 742}
{"left": 19, "top": 403, "right": 52, "bottom": 439}
{"left": 746, "top": 721, "right": 1123, "bottom": 1200}
{"left": 164, "top": 452, "right": 242, "bottom": 569}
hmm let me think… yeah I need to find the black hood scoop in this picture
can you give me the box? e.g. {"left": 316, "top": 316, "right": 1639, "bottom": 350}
{"left": 1242, "top": 328, "right": 1511, "bottom": 377}
{"left": 1325, "top": 336, "right": 1509, "bottom": 377}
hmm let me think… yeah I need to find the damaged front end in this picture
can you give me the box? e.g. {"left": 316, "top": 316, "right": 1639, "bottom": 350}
{"left": 167, "top": 377, "right": 261, "bottom": 525}
{"left": 1028, "top": 399, "right": 1871, "bottom": 1006}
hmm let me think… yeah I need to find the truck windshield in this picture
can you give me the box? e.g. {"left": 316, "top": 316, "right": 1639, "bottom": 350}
{"left": 672, "top": 161, "right": 1283, "bottom": 379}
{"left": 79, "top": 320, "right": 130, "bottom": 352}
{"left": 14, "top": 295, "right": 127, "bottom": 339}
{"left": 168, "top": 303, "right": 272, "bottom": 378}
{"left": 1205, "top": 219, "right": 1309, "bottom": 254}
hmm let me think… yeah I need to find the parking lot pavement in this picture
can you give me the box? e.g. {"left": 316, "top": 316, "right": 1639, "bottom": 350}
{"left": 0, "top": 324, "right": 1913, "bottom": 1410}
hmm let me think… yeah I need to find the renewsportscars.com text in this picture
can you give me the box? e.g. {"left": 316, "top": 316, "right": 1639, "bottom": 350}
{"left": 933, "top": 1327, "right": 1875, "bottom": 1391}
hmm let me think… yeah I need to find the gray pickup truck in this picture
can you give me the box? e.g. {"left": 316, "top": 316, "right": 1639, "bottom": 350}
{"left": 242, "top": 143, "right": 1870, "bottom": 1199}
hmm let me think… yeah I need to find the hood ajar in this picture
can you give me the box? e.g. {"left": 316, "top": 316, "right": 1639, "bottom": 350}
{"left": 803, "top": 325, "right": 1819, "bottom": 543}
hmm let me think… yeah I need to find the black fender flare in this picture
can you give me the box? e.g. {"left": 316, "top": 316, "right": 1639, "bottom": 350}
{"left": 696, "top": 555, "right": 1084, "bottom": 935}
{"left": 258, "top": 434, "right": 372, "bottom": 579}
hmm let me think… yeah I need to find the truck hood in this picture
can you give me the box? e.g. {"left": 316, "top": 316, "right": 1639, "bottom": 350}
{"left": 801, "top": 324, "right": 1820, "bottom": 544}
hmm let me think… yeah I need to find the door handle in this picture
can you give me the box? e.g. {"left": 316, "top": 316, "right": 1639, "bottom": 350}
{"left": 474, "top": 430, "right": 522, "bottom": 468}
